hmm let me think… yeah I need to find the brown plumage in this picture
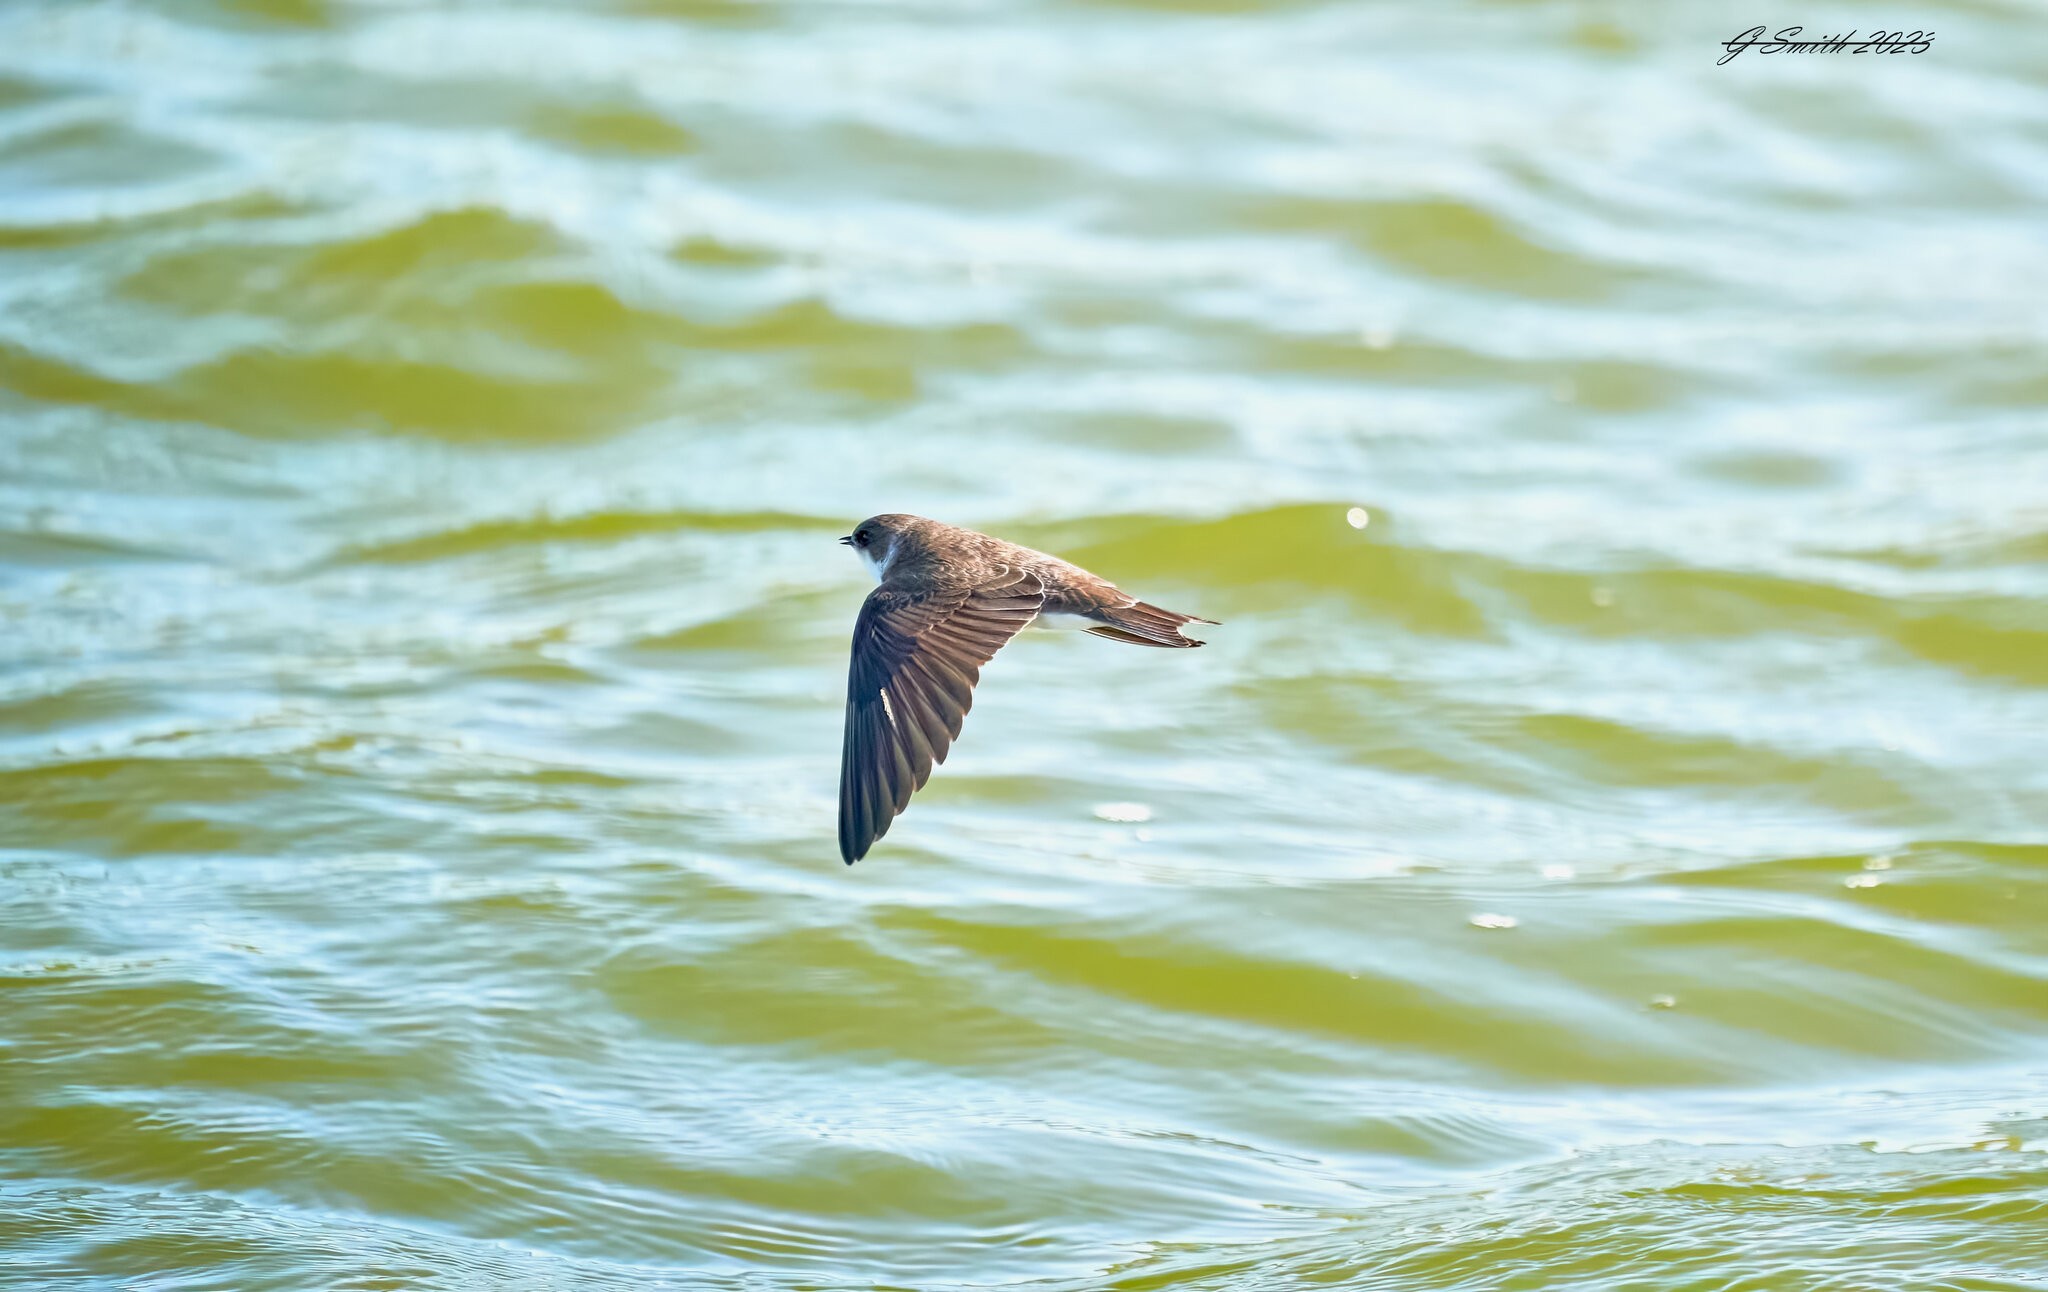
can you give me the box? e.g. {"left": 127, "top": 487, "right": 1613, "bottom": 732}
{"left": 837, "top": 514, "right": 1216, "bottom": 864}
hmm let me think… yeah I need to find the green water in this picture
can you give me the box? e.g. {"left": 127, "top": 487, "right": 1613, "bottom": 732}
{"left": 3, "top": 1, "right": 2047, "bottom": 1287}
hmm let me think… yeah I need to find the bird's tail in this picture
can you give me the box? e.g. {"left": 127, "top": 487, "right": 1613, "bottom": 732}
{"left": 1086, "top": 600, "right": 1217, "bottom": 649}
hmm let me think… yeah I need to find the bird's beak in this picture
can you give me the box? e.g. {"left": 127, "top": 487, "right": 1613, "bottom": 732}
{"left": 839, "top": 536, "right": 854, "bottom": 546}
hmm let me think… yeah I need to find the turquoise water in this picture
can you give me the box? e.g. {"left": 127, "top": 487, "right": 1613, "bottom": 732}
{"left": 2, "top": 1, "right": 2046, "bottom": 1287}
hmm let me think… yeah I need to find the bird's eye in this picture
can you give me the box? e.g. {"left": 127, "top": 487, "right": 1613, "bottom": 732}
{"left": 855, "top": 529, "right": 871, "bottom": 545}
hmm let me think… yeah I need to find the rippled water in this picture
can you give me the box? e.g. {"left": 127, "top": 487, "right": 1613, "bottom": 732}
{"left": 4, "top": 1, "right": 2047, "bottom": 1287}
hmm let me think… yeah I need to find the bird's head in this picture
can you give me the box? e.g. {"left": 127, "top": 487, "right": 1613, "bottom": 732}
{"left": 840, "top": 513, "right": 931, "bottom": 582}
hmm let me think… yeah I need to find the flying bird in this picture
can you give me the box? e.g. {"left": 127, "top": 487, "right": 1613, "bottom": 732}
{"left": 837, "top": 513, "right": 1215, "bottom": 864}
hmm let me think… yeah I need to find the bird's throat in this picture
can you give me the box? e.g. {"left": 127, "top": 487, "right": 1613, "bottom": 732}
{"left": 858, "top": 541, "right": 895, "bottom": 583}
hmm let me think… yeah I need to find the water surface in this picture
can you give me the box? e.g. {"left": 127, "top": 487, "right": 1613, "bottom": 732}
{"left": 3, "top": 1, "right": 2047, "bottom": 1287}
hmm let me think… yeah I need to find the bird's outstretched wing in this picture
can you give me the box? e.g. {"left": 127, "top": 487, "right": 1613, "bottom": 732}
{"left": 839, "top": 567, "right": 1044, "bottom": 864}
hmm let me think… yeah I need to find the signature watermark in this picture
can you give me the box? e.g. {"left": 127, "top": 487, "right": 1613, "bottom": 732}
{"left": 1718, "top": 26, "right": 1934, "bottom": 64}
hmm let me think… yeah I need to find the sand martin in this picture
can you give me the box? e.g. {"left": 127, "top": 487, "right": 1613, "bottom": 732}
{"left": 836, "top": 513, "right": 1216, "bottom": 864}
